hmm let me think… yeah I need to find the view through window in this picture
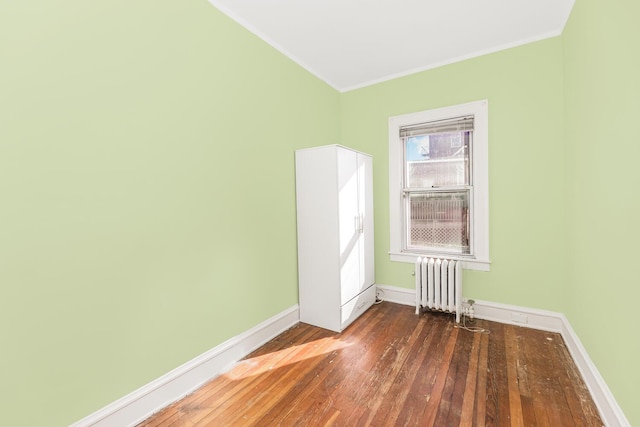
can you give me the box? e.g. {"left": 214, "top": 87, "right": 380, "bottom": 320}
{"left": 403, "top": 118, "right": 472, "bottom": 254}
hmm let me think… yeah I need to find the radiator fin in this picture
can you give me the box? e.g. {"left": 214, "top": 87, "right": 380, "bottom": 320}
{"left": 415, "top": 257, "right": 462, "bottom": 323}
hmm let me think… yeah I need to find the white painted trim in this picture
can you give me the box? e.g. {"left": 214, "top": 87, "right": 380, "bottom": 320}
{"left": 388, "top": 100, "right": 490, "bottom": 272}
{"left": 378, "top": 284, "right": 629, "bottom": 426}
{"left": 375, "top": 284, "right": 416, "bottom": 306}
{"left": 388, "top": 251, "right": 491, "bottom": 271}
{"left": 471, "top": 299, "right": 565, "bottom": 332}
{"left": 558, "top": 314, "right": 630, "bottom": 427}
{"left": 71, "top": 305, "right": 300, "bottom": 427}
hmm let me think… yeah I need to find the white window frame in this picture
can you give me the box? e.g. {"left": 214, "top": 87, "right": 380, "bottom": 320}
{"left": 388, "top": 100, "right": 490, "bottom": 271}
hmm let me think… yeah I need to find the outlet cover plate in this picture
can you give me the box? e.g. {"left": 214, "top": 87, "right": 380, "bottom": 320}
{"left": 511, "top": 312, "right": 528, "bottom": 324}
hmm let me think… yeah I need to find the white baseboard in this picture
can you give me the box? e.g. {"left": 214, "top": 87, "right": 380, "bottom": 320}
{"left": 71, "top": 305, "right": 300, "bottom": 427}
{"left": 376, "top": 284, "right": 630, "bottom": 427}
{"left": 558, "top": 314, "right": 630, "bottom": 427}
{"left": 376, "top": 284, "right": 415, "bottom": 306}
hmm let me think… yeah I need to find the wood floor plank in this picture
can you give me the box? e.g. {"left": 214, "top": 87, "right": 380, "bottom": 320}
{"left": 435, "top": 327, "right": 472, "bottom": 426}
{"left": 353, "top": 314, "right": 428, "bottom": 425}
{"left": 525, "top": 329, "right": 573, "bottom": 426}
{"left": 258, "top": 302, "right": 392, "bottom": 426}
{"left": 325, "top": 304, "right": 419, "bottom": 425}
{"left": 512, "top": 329, "right": 539, "bottom": 427}
{"left": 459, "top": 331, "right": 482, "bottom": 427}
{"left": 505, "top": 326, "right": 525, "bottom": 427}
{"left": 394, "top": 315, "right": 454, "bottom": 426}
{"left": 485, "top": 321, "right": 510, "bottom": 426}
{"left": 196, "top": 335, "right": 343, "bottom": 425}
{"left": 473, "top": 330, "right": 490, "bottom": 427}
{"left": 519, "top": 328, "right": 553, "bottom": 427}
{"left": 374, "top": 313, "right": 441, "bottom": 425}
{"left": 138, "top": 302, "right": 604, "bottom": 427}
{"left": 549, "top": 334, "right": 603, "bottom": 426}
{"left": 420, "top": 325, "right": 459, "bottom": 426}
{"left": 145, "top": 324, "right": 329, "bottom": 426}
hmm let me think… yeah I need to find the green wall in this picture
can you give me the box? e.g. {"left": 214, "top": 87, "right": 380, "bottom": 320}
{"left": 0, "top": 1, "right": 339, "bottom": 425}
{"left": 563, "top": 0, "right": 640, "bottom": 424}
{"left": 341, "top": 38, "right": 569, "bottom": 312}
{"left": 341, "top": 2, "right": 638, "bottom": 423}
{"left": 2, "top": 0, "right": 637, "bottom": 425}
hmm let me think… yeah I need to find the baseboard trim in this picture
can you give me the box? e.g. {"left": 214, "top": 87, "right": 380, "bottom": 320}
{"left": 71, "top": 305, "right": 300, "bottom": 427}
{"left": 558, "top": 314, "right": 630, "bottom": 427}
{"left": 376, "top": 284, "right": 415, "bottom": 306}
{"left": 376, "top": 284, "right": 629, "bottom": 427}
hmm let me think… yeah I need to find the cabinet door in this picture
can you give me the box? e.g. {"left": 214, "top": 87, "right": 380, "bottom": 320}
{"left": 338, "top": 148, "right": 361, "bottom": 305}
{"left": 358, "top": 153, "right": 375, "bottom": 291}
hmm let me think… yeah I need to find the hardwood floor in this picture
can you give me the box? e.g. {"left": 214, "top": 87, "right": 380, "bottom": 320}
{"left": 138, "top": 302, "right": 603, "bottom": 426}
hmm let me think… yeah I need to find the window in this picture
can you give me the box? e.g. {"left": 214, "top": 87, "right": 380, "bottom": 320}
{"left": 388, "top": 100, "right": 489, "bottom": 271}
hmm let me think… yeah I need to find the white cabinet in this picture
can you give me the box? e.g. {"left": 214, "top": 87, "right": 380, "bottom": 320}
{"left": 295, "top": 145, "right": 375, "bottom": 332}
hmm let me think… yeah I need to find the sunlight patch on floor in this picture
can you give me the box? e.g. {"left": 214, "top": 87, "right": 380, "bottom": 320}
{"left": 223, "top": 336, "right": 351, "bottom": 381}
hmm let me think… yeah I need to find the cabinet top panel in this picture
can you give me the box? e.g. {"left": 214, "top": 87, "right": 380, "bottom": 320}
{"left": 295, "top": 144, "right": 372, "bottom": 158}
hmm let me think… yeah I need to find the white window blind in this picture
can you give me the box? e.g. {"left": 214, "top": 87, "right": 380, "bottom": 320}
{"left": 399, "top": 116, "right": 474, "bottom": 138}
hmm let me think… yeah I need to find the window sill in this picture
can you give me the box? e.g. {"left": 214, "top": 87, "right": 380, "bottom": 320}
{"left": 389, "top": 251, "right": 491, "bottom": 272}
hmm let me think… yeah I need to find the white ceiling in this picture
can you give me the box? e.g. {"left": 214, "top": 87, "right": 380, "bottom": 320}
{"left": 208, "top": 0, "right": 574, "bottom": 92}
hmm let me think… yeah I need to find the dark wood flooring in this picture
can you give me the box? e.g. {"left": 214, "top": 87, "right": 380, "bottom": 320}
{"left": 138, "top": 302, "right": 603, "bottom": 426}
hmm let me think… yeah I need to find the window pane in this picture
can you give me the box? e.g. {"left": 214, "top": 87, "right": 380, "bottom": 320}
{"left": 405, "top": 131, "right": 470, "bottom": 187}
{"left": 407, "top": 191, "right": 470, "bottom": 254}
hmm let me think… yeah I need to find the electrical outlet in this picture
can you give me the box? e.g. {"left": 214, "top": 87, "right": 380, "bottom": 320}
{"left": 511, "top": 312, "right": 528, "bottom": 324}
{"left": 461, "top": 300, "right": 475, "bottom": 320}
